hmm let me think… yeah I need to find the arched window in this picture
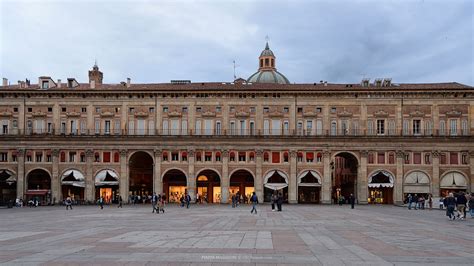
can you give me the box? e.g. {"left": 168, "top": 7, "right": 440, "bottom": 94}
{"left": 162, "top": 151, "right": 168, "bottom": 161}
{"left": 265, "top": 58, "right": 269, "bottom": 66}
{"left": 263, "top": 152, "right": 269, "bottom": 162}
{"left": 114, "top": 152, "right": 120, "bottom": 163}
{"left": 249, "top": 152, "right": 255, "bottom": 161}
{"left": 388, "top": 152, "right": 395, "bottom": 164}
{"left": 331, "top": 121, "right": 337, "bottom": 136}
{"left": 230, "top": 152, "right": 235, "bottom": 162}
{"left": 215, "top": 152, "right": 221, "bottom": 162}
{"left": 271, "top": 58, "right": 274, "bottom": 67}
{"left": 368, "top": 153, "right": 374, "bottom": 164}
{"left": 283, "top": 152, "right": 289, "bottom": 162}
{"left": 60, "top": 151, "right": 66, "bottom": 162}
{"left": 439, "top": 120, "right": 446, "bottom": 136}
{"left": 316, "top": 152, "right": 322, "bottom": 162}
{"left": 306, "top": 152, "right": 314, "bottom": 162}
{"left": 196, "top": 151, "right": 202, "bottom": 162}
{"left": 297, "top": 152, "right": 303, "bottom": 162}
{"left": 260, "top": 59, "right": 263, "bottom": 68}
{"left": 181, "top": 152, "right": 188, "bottom": 161}
{"left": 94, "top": 152, "right": 100, "bottom": 162}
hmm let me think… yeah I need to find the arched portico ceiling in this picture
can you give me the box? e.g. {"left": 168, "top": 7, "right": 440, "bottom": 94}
{"left": 440, "top": 171, "right": 467, "bottom": 189}
{"left": 95, "top": 170, "right": 119, "bottom": 186}
{"left": 297, "top": 170, "right": 321, "bottom": 186}
{"left": 61, "top": 169, "right": 85, "bottom": 187}
{"left": 404, "top": 171, "right": 430, "bottom": 185}
{"left": 264, "top": 170, "right": 288, "bottom": 190}
{"left": 368, "top": 170, "right": 394, "bottom": 188}
{"left": 0, "top": 169, "right": 16, "bottom": 183}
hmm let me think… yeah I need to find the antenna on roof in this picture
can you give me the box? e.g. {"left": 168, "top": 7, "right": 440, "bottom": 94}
{"left": 233, "top": 60, "right": 239, "bottom": 80}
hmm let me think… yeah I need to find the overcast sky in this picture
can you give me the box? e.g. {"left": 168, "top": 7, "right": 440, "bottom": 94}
{"left": 1, "top": 0, "right": 472, "bottom": 85}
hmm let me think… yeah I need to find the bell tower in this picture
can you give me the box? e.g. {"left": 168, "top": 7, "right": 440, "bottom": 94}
{"left": 88, "top": 61, "right": 103, "bottom": 87}
{"left": 258, "top": 42, "right": 276, "bottom": 71}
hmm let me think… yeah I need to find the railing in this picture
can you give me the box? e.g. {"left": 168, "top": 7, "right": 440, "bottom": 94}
{"left": 0, "top": 128, "right": 471, "bottom": 137}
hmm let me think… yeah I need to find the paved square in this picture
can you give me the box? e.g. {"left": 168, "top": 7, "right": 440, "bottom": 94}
{"left": 0, "top": 204, "right": 473, "bottom": 265}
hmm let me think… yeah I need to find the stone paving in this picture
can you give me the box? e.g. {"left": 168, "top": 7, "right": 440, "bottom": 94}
{"left": 0, "top": 203, "right": 473, "bottom": 265}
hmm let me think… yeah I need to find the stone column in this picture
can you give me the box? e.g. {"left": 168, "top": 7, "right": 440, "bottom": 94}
{"left": 187, "top": 150, "right": 196, "bottom": 201}
{"left": 470, "top": 151, "right": 474, "bottom": 193}
{"left": 154, "top": 149, "right": 162, "bottom": 195}
{"left": 289, "top": 150, "right": 297, "bottom": 203}
{"left": 431, "top": 151, "right": 440, "bottom": 197}
{"left": 221, "top": 150, "right": 229, "bottom": 203}
{"left": 85, "top": 149, "right": 94, "bottom": 203}
{"left": 357, "top": 150, "right": 368, "bottom": 204}
{"left": 322, "top": 150, "right": 332, "bottom": 204}
{"left": 51, "top": 149, "right": 60, "bottom": 204}
{"left": 119, "top": 149, "right": 128, "bottom": 202}
{"left": 255, "top": 150, "right": 263, "bottom": 202}
{"left": 394, "top": 150, "right": 404, "bottom": 205}
{"left": 16, "top": 149, "right": 25, "bottom": 199}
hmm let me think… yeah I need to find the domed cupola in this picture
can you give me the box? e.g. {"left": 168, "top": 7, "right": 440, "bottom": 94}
{"left": 247, "top": 42, "right": 290, "bottom": 84}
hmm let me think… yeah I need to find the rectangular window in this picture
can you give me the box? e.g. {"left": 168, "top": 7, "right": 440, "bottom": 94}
{"left": 449, "top": 152, "right": 458, "bottom": 165}
{"left": 46, "top": 155, "right": 51, "bottom": 162}
{"left": 95, "top": 119, "right": 100, "bottom": 134}
{"left": 239, "top": 120, "right": 246, "bottom": 135}
{"left": 204, "top": 120, "right": 212, "bottom": 136}
{"left": 103, "top": 152, "right": 111, "bottom": 163}
{"left": 105, "top": 120, "right": 111, "bottom": 135}
{"left": 283, "top": 121, "right": 289, "bottom": 135}
{"left": 306, "top": 120, "right": 313, "bottom": 135}
{"left": 230, "top": 121, "right": 235, "bottom": 135}
{"left": 377, "top": 152, "right": 385, "bottom": 164}
{"left": 439, "top": 120, "right": 446, "bottom": 136}
{"left": 440, "top": 153, "right": 447, "bottom": 164}
{"left": 182, "top": 107, "right": 188, "bottom": 113}
{"left": 413, "top": 120, "right": 421, "bottom": 135}
{"left": 80, "top": 153, "right": 85, "bottom": 162}
{"left": 367, "top": 120, "right": 374, "bottom": 135}
{"left": 195, "top": 120, "right": 201, "bottom": 135}
{"left": 449, "top": 119, "right": 457, "bottom": 136}
{"left": 388, "top": 153, "right": 395, "bottom": 164}
{"left": 403, "top": 120, "right": 409, "bottom": 135}
{"left": 249, "top": 121, "right": 255, "bottom": 135}
{"left": 42, "top": 80, "right": 49, "bottom": 89}
{"left": 215, "top": 121, "right": 222, "bottom": 135}
{"left": 137, "top": 119, "right": 145, "bottom": 135}
{"left": 162, "top": 120, "right": 168, "bottom": 135}
{"left": 388, "top": 120, "right": 395, "bottom": 136}
{"left": 413, "top": 153, "right": 421, "bottom": 164}
{"left": 81, "top": 120, "right": 87, "bottom": 134}
{"left": 205, "top": 152, "right": 212, "bottom": 162}
{"left": 297, "top": 121, "right": 303, "bottom": 135}
{"left": 69, "top": 152, "right": 76, "bottom": 162}
{"left": 114, "top": 120, "right": 121, "bottom": 135}
{"left": 172, "top": 152, "right": 179, "bottom": 161}
{"left": 149, "top": 120, "right": 155, "bottom": 135}
{"left": 162, "top": 107, "right": 168, "bottom": 113}
{"left": 264, "top": 120, "right": 270, "bottom": 135}
{"left": 95, "top": 107, "right": 101, "bottom": 113}
{"left": 316, "top": 120, "right": 323, "bottom": 135}
{"left": 170, "top": 120, "right": 179, "bottom": 135}
{"left": 129, "top": 107, "right": 135, "bottom": 113}
{"left": 180, "top": 120, "right": 187, "bottom": 135}
{"left": 263, "top": 107, "right": 269, "bottom": 113}
{"left": 0, "top": 152, "right": 8, "bottom": 162}
{"left": 272, "top": 152, "right": 280, "bottom": 163}
{"left": 27, "top": 155, "right": 32, "bottom": 162}
{"left": 81, "top": 107, "right": 87, "bottom": 113}
{"left": 61, "top": 122, "right": 66, "bottom": 134}
{"left": 271, "top": 119, "right": 281, "bottom": 135}
{"left": 424, "top": 153, "right": 431, "bottom": 164}
{"left": 330, "top": 121, "right": 337, "bottom": 136}
{"left": 283, "top": 107, "right": 289, "bottom": 113}
{"left": 149, "top": 107, "right": 155, "bottom": 113}
{"left": 368, "top": 153, "right": 374, "bottom": 164}
{"left": 128, "top": 120, "right": 135, "bottom": 135}
{"left": 377, "top": 120, "right": 385, "bottom": 135}
{"left": 238, "top": 152, "right": 246, "bottom": 162}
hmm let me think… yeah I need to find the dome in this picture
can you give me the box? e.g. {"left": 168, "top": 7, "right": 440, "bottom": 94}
{"left": 247, "top": 70, "right": 290, "bottom": 84}
{"left": 260, "top": 42, "right": 274, "bottom": 57}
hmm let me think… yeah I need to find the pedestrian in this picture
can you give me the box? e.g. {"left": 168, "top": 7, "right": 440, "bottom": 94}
{"left": 185, "top": 193, "right": 191, "bottom": 209}
{"left": 118, "top": 195, "right": 123, "bottom": 208}
{"left": 98, "top": 197, "right": 104, "bottom": 210}
{"left": 413, "top": 194, "right": 418, "bottom": 210}
{"left": 428, "top": 194, "right": 432, "bottom": 210}
{"left": 196, "top": 193, "right": 200, "bottom": 204}
{"left": 456, "top": 192, "right": 467, "bottom": 220}
{"left": 439, "top": 197, "right": 444, "bottom": 209}
{"left": 468, "top": 193, "right": 474, "bottom": 218}
{"left": 65, "top": 196, "right": 73, "bottom": 210}
{"left": 445, "top": 193, "right": 456, "bottom": 220}
{"left": 180, "top": 195, "right": 185, "bottom": 207}
{"left": 250, "top": 192, "right": 258, "bottom": 214}
{"left": 271, "top": 193, "right": 276, "bottom": 211}
{"left": 277, "top": 192, "right": 283, "bottom": 212}
{"left": 151, "top": 192, "right": 158, "bottom": 213}
{"left": 349, "top": 193, "right": 355, "bottom": 209}
{"left": 407, "top": 194, "right": 413, "bottom": 210}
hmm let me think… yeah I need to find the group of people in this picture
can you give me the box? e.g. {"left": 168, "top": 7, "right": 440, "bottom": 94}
{"left": 179, "top": 193, "right": 191, "bottom": 208}
{"left": 151, "top": 193, "right": 165, "bottom": 214}
{"left": 270, "top": 193, "right": 284, "bottom": 212}
{"left": 406, "top": 194, "right": 433, "bottom": 210}
{"left": 443, "top": 192, "right": 473, "bottom": 220}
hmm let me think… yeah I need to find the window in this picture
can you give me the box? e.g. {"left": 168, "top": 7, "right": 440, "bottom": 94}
{"left": 388, "top": 153, "right": 395, "bottom": 164}
{"left": 69, "top": 152, "right": 76, "bottom": 162}
{"left": 229, "top": 106, "right": 235, "bottom": 113}
{"left": 440, "top": 153, "right": 447, "bottom": 164}
{"left": 80, "top": 152, "right": 86, "bottom": 162}
{"left": 115, "top": 107, "right": 120, "bottom": 113}
{"left": 114, "top": 152, "right": 119, "bottom": 163}
{"left": 62, "top": 107, "right": 67, "bottom": 112}
{"left": 331, "top": 107, "right": 336, "bottom": 113}
{"left": 196, "top": 107, "right": 201, "bottom": 112}
{"left": 46, "top": 154, "right": 51, "bottom": 162}
{"left": 368, "top": 153, "right": 374, "bottom": 164}
{"left": 14, "top": 107, "right": 18, "bottom": 112}
{"left": 413, "top": 153, "right": 421, "bottom": 164}
{"left": 450, "top": 152, "right": 458, "bottom": 164}
{"left": 306, "top": 120, "right": 313, "bottom": 135}
{"left": 341, "top": 120, "right": 348, "bottom": 135}
{"left": 403, "top": 120, "right": 409, "bottom": 135}
{"left": 263, "top": 152, "right": 269, "bottom": 162}
{"left": 367, "top": 120, "right": 374, "bottom": 135}
{"left": 404, "top": 153, "right": 410, "bottom": 164}
{"left": 195, "top": 120, "right": 201, "bottom": 135}
{"left": 316, "top": 107, "right": 322, "bottom": 113}
{"left": 162, "top": 107, "right": 168, "bottom": 113}
{"left": 240, "top": 120, "right": 246, "bottom": 135}
{"left": 34, "top": 152, "right": 42, "bottom": 162}
{"left": 94, "top": 152, "right": 100, "bottom": 162}
{"left": 388, "top": 120, "right": 395, "bottom": 136}
{"left": 272, "top": 152, "right": 280, "bottom": 163}
{"left": 413, "top": 120, "right": 421, "bottom": 135}
{"left": 196, "top": 152, "right": 202, "bottom": 161}
{"left": 283, "top": 152, "right": 289, "bottom": 162}
{"left": 330, "top": 121, "right": 337, "bottom": 136}
{"left": 250, "top": 121, "right": 255, "bottom": 135}
{"left": 60, "top": 152, "right": 66, "bottom": 162}
{"left": 439, "top": 120, "right": 446, "bottom": 136}
{"left": 28, "top": 107, "right": 32, "bottom": 112}
{"left": 114, "top": 120, "right": 121, "bottom": 135}
{"left": 461, "top": 153, "right": 468, "bottom": 164}
{"left": 80, "top": 120, "right": 87, "bottom": 134}
{"left": 129, "top": 107, "right": 135, "bottom": 113}
{"left": 316, "top": 120, "right": 323, "bottom": 135}
{"left": 283, "top": 107, "right": 289, "bottom": 113}
{"left": 316, "top": 153, "right": 322, "bottom": 162}
{"left": 214, "top": 152, "right": 220, "bottom": 162}
{"left": 149, "top": 107, "right": 155, "bottom": 113}
{"left": 215, "top": 121, "right": 221, "bottom": 135}
{"left": 215, "top": 106, "right": 221, "bottom": 112}
{"left": 180, "top": 120, "right": 186, "bottom": 135}
{"left": 205, "top": 152, "right": 212, "bottom": 162}
{"left": 249, "top": 107, "right": 255, "bottom": 113}
{"left": 81, "top": 107, "right": 87, "bottom": 113}
{"left": 182, "top": 152, "right": 188, "bottom": 161}
{"left": 424, "top": 153, "right": 431, "bottom": 164}
{"left": 0, "top": 152, "right": 7, "bottom": 162}
{"left": 103, "top": 152, "right": 110, "bottom": 163}
{"left": 27, "top": 154, "right": 32, "bottom": 162}
{"left": 61, "top": 122, "right": 66, "bottom": 134}
{"left": 238, "top": 152, "right": 246, "bottom": 162}
{"left": 297, "top": 152, "right": 303, "bottom": 162}
{"left": 425, "top": 120, "right": 433, "bottom": 135}
{"left": 104, "top": 120, "right": 111, "bottom": 135}
{"left": 377, "top": 120, "right": 385, "bottom": 135}
{"left": 249, "top": 152, "right": 255, "bottom": 161}
{"left": 162, "top": 120, "right": 168, "bottom": 135}
{"left": 162, "top": 152, "right": 169, "bottom": 161}
{"left": 378, "top": 152, "right": 385, "bottom": 164}
{"left": 461, "top": 119, "right": 468, "bottom": 135}
{"left": 449, "top": 119, "right": 457, "bottom": 136}
{"left": 306, "top": 152, "right": 314, "bottom": 163}
{"left": 229, "top": 152, "right": 235, "bottom": 162}
{"left": 297, "top": 121, "right": 303, "bottom": 135}
{"left": 95, "top": 107, "right": 101, "bottom": 113}
{"left": 95, "top": 119, "right": 100, "bottom": 134}
{"left": 230, "top": 121, "right": 235, "bottom": 135}
{"left": 172, "top": 152, "right": 179, "bottom": 161}
{"left": 263, "top": 107, "right": 269, "bottom": 113}
{"left": 42, "top": 80, "right": 49, "bottom": 89}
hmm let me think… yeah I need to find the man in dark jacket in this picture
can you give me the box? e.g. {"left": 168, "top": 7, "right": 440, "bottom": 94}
{"left": 349, "top": 193, "right": 355, "bottom": 209}
{"left": 456, "top": 192, "right": 467, "bottom": 220}
{"left": 445, "top": 193, "right": 457, "bottom": 220}
{"left": 277, "top": 193, "right": 283, "bottom": 211}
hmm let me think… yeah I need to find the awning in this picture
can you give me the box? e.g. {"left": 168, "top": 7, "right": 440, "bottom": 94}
{"left": 298, "top": 183, "right": 321, "bottom": 187}
{"left": 264, "top": 183, "right": 288, "bottom": 190}
{"left": 368, "top": 170, "right": 394, "bottom": 188}
{"left": 25, "top": 189, "right": 49, "bottom": 195}
{"left": 368, "top": 183, "right": 394, "bottom": 188}
{"left": 440, "top": 172, "right": 467, "bottom": 189}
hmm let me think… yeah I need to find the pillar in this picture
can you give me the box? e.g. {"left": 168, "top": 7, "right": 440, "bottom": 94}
{"left": 322, "top": 150, "right": 331, "bottom": 204}
{"left": 119, "top": 149, "right": 128, "bottom": 202}
{"left": 85, "top": 149, "right": 94, "bottom": 203}
{"left": 289, "top": 150, "right": 297, "bottom": 203}
{"left": 221, "top": 150, "right": 229, "bottom": 203}
{"left": 16, "top": 148, "right": 25, "bottom": 199}
{"left": 469, "top": 151, "right": 474, "bottom": 193}
{"left": 431, "top": 151, "right": 440, "bottom": 197}
{"left": 51, "top": 149, "right": 60, "bottom": 204}
{"left": 394, "top": 150, "right": 404, "bottom": 205}
{"left": 154, "top": 149, "right": 162, "bottom": 195}
{"left": 187, "top": 150, "right": 196, "bottom": 201}
{"left": 255, "top": 150, "right": 263, "bottom": 202}
{"left": 357, "top": 151, "right": 368, "bottom": 204}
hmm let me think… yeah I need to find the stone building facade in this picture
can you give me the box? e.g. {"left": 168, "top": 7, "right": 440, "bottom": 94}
{"left": 0, "top": 43, "right": 473, "bottom": 206}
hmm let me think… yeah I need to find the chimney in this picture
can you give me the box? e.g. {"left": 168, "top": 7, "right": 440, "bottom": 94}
{"left": 90, "top": 80, "right": 95, "bottom": 89}
{"left": 126, "top": 78, "right": 131, "bottom": 88}
{"left": 57, "top": 79, "right": 62, "bottom": 88}
{"left": 2, "top": 78, "right": 7, "bottom": 87}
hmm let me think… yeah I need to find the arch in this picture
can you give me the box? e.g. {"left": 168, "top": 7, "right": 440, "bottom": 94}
{"left": 368, "top": 169, "right": 395, "bottom": 187}
{"left": 0, "top": 169, "right": 17, "bottom": 206}
{"left": 440, "top": 171, "right": 468, "bottom": 189}
{"left": 61, "top": 169, "right": 85, "bottom": 185}
{"left": 297, "top": 170, "right": 322, "bottom": 185}
{"left": 404, "top": 170, "right": 431, "bottom": 184}
{"left": 263, "top": 169, "right": 289, "bottom": 191}
{"left": 229, "top": 168, "right": 255, "bottom": 180}
{"left": 332, "top": 151, "right": 360, "bottom": 164}
{"left": 263, "top": 169, "right": 289, "bottom": 184}
{"left": 161, "top": 167, "right": 188, "bottom": 181}
{"left": 0, "top": 169, "right": 17, "bottom": 182}
{"left": 26, "top": 167, "right": 52, "bottom": 179}
{"left": 127, "top": 150, "right": 154, "bottom": 163}
{"left": 196, "top": 169, "right": 221, "bottom": 203}
{"left": 94, "top": 169, "right": 119, "bottom": 186}
{"left": 196, "top": 168, "right": 222, "bottom": 180}
{"left": 129, "top": 151, "right": 154, "bottom": 197}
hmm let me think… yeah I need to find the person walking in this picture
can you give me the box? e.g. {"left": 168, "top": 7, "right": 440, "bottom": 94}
{"left": 277, "top": 192, "right": 283, "bottom": 212}
{"left": 349, "top": 193, "right": 355, "bottom": 209}
{"left": 250, "top": 192, "right": 258, "bottom": 214}
{"left": 157, "top": 194, "right": 164, "bottom": 214}
{"left": 231, "top": 194, "right": 236, "bottom": 208}
{"left": 271, "top": 193, "right": 276, "bottom": 212}
{"left": 456, "top": 192, "right": 467, "bottom": 220}
{"left": 185, "top": 193, "right": 191, "bottom": 209}
{"left": 151, "top": 192, "right": 158, "bottom": 213}
{"left": 117, "top": 195, "right": 123, "bottom": 208}
{"left": 98, "top": 197, "right": 104, "bottom": 210}
{"left": 413, "top": 194, "right": 418, "bottom": 210}
{"left": 445, "top": 193, "right": 456, "bottom": 220}
{"left": 65, "top": 196, "right": 73, "bottom": 210}
{"left": 428, "top": 194, "right": 433, "bottom": 210}
{"left": 407, "top": 194, "right": 413, "bottom": 210}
